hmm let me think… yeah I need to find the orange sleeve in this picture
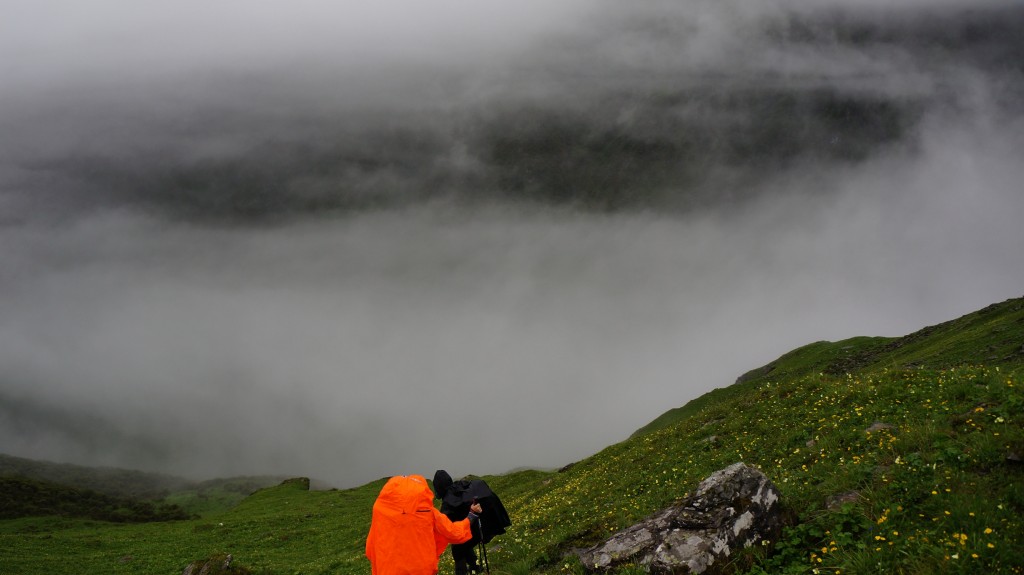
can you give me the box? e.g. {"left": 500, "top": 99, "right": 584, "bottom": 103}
{"left": 432, "top": 508, "right": 473, "bottom": 556}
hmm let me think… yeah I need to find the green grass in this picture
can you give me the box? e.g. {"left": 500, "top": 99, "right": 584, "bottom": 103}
{"left": 0, "top": 478, "right": 386, "bottom": 575}
{"left": 2, "top": 297, "right": 1023, "bottom": 575}
{"left": 635, "top": 297, "right": 1024, "bottom": 437}
{"left": 163, "top": 477, "right": 290, "bottom": 518}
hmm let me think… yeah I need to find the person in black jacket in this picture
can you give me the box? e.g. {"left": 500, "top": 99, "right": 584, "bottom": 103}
{"left": 433, "top": 470, "right": 511, "bottom": 575}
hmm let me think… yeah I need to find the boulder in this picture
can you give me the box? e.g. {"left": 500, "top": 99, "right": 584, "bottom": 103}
{"left": 577, "top": 463, "right": 783, "bottom": 574}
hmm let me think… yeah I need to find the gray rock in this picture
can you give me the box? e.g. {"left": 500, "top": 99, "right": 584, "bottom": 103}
{"left": 825, "top": 490, "right": 860, "bottom": 510}
{"left": 865, "top": 422, "right": 895, "bottom": 433}
{"left": 577, "top": 463, "right": 783, "bottom": 574}
{"left": 182, "top": 553, "right": 250, "bottom": 575}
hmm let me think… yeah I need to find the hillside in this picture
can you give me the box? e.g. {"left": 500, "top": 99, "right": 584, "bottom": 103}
{"left": 1, "top": 296, "right": 1022, "bottom": 574}
{"left": 0, "top": 476, "right": 191, "bottom": 523}
{"left": 634, "top": 296, "right": 1024, "bottom": 438}
{"left": 0, "top": 453, "right": 289, "bottom": 517}
{"left": 0, "top": 453, "right": 194, "bottom": 500}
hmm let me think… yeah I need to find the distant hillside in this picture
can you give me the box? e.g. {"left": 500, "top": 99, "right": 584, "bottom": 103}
{"left": 0, "top": 476, "right": 191, "bottom": 522}
{"left": 0, "top": 453, "right": 193, "bottom": 500}
{"left": 634, "top": 295, "right": 1024, "bottom": 437}
{"left": 0, "top": 453, "right": 287, "bottom": 507}
{"left": 163, "top": 475, "right": 295, "bottom": 517}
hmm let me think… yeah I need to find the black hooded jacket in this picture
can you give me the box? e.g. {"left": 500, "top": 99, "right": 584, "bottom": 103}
{"left": 432, "top": 470, "right": 511, "bottom": 544}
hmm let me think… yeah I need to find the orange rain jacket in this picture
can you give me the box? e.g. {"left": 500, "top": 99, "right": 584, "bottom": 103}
{"left": 366, "top": 474, "right": 474, "bottom": 575}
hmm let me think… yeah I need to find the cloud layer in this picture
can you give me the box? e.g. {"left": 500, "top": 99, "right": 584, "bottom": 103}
{"left": 1, "top": 0, "right": 1023, "bottom": 486}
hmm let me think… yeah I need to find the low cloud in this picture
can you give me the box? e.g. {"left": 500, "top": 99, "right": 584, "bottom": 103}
{"left": 1, "top": 0, "right": 1023, "bottom": 486}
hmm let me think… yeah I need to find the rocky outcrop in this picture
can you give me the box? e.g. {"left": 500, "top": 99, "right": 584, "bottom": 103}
{"left": 577, "top": 463, "right": 783, "bottom": 574}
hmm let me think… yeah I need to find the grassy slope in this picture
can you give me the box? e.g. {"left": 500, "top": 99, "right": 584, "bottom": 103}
{"left": 162, "top": 477, "right": 294, "bottom": 517}
{"left": 634, "top": 297, "right": 1024, "bottom": 438}
{"left": 0, "top": 476, "right": 191, "bottom": 523}
{"left": 2, "top": 297, "right": 1023, "bottom": 575}
{"left": 0, "top": 478, "right": 386, "bottom": 575}
{"left": 0, "top": 452, "right": 285, "bottom": 512}
{"left": 0, "top": 454, "right": 193, "bottom": 500}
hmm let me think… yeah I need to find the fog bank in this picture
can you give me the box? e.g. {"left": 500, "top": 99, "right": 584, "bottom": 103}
{"left": 1, "top": 0, "right": 1023, "bottom": 486}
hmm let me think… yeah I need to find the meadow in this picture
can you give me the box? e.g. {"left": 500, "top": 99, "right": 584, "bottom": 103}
{"left": 2, "top": 298, "right": 1022, "bottom": 575}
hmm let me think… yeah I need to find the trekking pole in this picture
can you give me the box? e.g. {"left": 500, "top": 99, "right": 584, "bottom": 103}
{"left": 477, "top": 515, "right": 490, "bottom": 575}
{"left": 472, "top": 498, "right": 490, "bottom": 575}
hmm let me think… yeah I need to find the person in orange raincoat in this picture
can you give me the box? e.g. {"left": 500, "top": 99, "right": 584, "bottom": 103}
{"left": 366, "top": 474, "right": 482, "bottom": 575}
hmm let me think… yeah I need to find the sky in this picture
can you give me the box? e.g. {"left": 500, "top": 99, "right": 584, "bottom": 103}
{"left": 1, "top": 0, "right": 1023, "bottom": 488}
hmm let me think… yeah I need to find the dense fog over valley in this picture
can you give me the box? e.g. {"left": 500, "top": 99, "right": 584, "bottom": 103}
{"left": 2, "top": 0, "right": 1023, "bottom": 487}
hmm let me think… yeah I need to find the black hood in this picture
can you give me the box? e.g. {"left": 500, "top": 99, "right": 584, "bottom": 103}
{"left": 433, "top": 469, "right": 453, "bottom": 500}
